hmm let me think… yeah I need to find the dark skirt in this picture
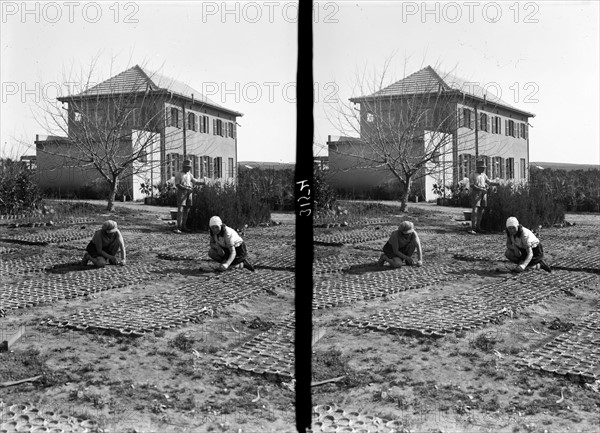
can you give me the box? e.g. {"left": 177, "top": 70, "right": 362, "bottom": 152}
{"left": 220, "top": 242, "right": 248, "bottom": 266}
{"left": 382, "top": 239, "right": 417, "bottom": 259}
{"left": 517, "top": 243, "right": 544, "bottom": 267}
{"left": 86, "top": 240, "right": 119, "bottom": 258}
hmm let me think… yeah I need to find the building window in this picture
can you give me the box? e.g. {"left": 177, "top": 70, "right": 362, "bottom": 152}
{"left": 520, "top": 123, "right": 527, "bottom": 140}
{"left": 199, "top": 115, "right": 208, "bottom": 133}
{"left": 506, "top": 157, "right": 514, "bottom": 179}
{"left": 200, "top": 156, "right": 208, "bottom": 178}
{"left": 74, "top": 111, "right": 82, "bottom": 122}
{"left": 462, "top": 108, "right": 473, "bottom": 129}
{"left": 189, "top": 154, "right": 199, "bottom": 177}
{"left": 479, "top": 113, "right": 488, "bottom": 132}
{"left": 226, "top": 122, "right": 235, "bottom": 138}
{"left": 366, "top": 112, "right": 374, "bottom": 123}
{"left": 491, "top": 156, "right": 505, "bottom": 179}
{"left": 139, "top": 149, "right": 148, "bottom": 164}
{"left": 506, "top": 119, "right": 515, "bottom": 137}
{"left": 520, "top": 158, "right": 526, "bottom": 180}
{"left": 491, "top": 116, "right": 501, "bottom": 134}
{"left": 166, "top": 153, "right": 181, "bottom": 179}
{"left": 201, "top": 156, "right": 213, "bottom": 178}
{"left": 188, "top": 113, "right": 196, "bottom": 131}
{"left": 169, "top": 107, "right": 181, "bottom": 128}
{"left": 228, "top": 157, "right": 234, "bottom": 178}
{"left": 480, "top": 155, "right": 490, "bottom": 175}
{"left": 459, "top": 153, "right": 473, "bottom": 180}
{"left": 213, "top": 157, "right": 222, "bottom": 178}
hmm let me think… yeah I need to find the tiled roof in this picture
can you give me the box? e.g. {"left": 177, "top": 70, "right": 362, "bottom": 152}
{"left": 62, "top": 65, "right": 241, "bottom": 116}
{"left": 357, "top": 66, "right": 534, "bottom": 117}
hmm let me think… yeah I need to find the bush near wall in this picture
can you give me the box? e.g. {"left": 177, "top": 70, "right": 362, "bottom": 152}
{"left": 237, "top": 166, "right": 294, "bottom": 211}
{"left": 0, "top": 159, "right": 43, "bottom": 214}
{"left": 482, "top": 183, "right": 565, "bottom": 232}
{"left": 335, "top": 183, "right": 404, "bottom": 201}
{"left": 314, "top": 167, "right": 337, "bottom": 211}
{"left": 186, "top": 183, "right": 271, "bottom": 231}
{"left": 530, "top": 167, "right": 600, "bottom": 213}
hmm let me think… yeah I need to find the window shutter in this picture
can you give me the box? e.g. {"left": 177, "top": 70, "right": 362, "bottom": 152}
{"left": 504, "top": 119, "right": 509, "bottom": 136}
{"left": 213, "top": 119, "right": 217, "bottom": 135}
{"left": 516, "top": 123, "right": 520, "bottom": 139}
{"left": 457, "top": 108, "right": 463, "bottom": 128}
{"left": 469, "top": 110, "right": 474, "bottom": 129}
{"left": 232, "top": 123, "right": 236, "bottom": 139}
{"left": 207, "top": 157, "right": 213, "bottom": 177}
{"left": 165, "top": 107, "right": 171, "bottom": 127}
{"left": 524, "top": 124, "right": 528, "bottom": 140}
{"left": 177, "top": 109, "right": 182, "bottom": 128}
{"left": 486, "top": 115, "right": 491, "bottom": 133}
{"left": 193, "top": 155, "right": 199, "bottom": 177}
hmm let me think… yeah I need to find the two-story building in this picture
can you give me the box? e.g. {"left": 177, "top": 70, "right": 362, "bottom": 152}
{"left": 35, "top": 65, "right": 242, "bottom": 200}
{"left": 327, "top": 65, "right": 535, "bottom": 201}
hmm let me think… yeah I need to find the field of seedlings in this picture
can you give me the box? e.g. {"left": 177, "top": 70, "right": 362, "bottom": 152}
{"left": 1, "top": 200, "right": 598, "bottom": 433}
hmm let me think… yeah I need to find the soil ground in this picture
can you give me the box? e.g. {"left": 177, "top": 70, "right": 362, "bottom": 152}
{"left": 1, "top": 199, "right": 598, "bottom": 433}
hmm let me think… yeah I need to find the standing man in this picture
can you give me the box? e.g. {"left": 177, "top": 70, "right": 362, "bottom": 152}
{"left": 468, "top": 160, "right": 497, "bottom": 234}
{"left": 174, "top": 159, "right": 207, "bottom": 233}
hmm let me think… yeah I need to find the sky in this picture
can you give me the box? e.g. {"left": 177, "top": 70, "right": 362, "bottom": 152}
{"left": 314, "top": 1, "right": 599, "bottom": 165}
{"left": 1, "top": 1, "right": 298, "bottom": 162}
{"left": 1, "top": 1, "right": 599, "bottom": 165}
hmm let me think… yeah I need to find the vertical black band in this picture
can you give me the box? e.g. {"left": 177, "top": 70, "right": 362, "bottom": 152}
{"left": 295, "top": 1, "right": 314, "bottom": 431}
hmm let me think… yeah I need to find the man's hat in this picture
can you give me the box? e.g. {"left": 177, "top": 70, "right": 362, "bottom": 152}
{"left": 183, "top": 159, "right": 192, "bottom": 168}
{"left": 476, "top": 160, "right": 487, "bottom": 168}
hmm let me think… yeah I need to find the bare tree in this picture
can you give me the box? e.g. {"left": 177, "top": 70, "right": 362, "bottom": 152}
{"left": 33, "top": 58, "right": 196, "bottom": 211}
{"left": 327, "top": 59, "right": 488, "bottom": 212}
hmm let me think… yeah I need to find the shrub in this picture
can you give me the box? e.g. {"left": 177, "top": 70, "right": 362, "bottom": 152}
{"left": 186, "top": 182, "right": 271, "bottom": 231}
{"left": 154, "top": 182, "right": 178, "bottom": 207}
{"left": 482, "top": 182, "right": 565, "bottom": 232}
{"left": 530, "top": 167, "right": 599, "bottom": 213}
{"left": 314, "top": 166, "right": 337, "bottom": 211}
{"left": 76, "top": 180, "right": 111, "bottom": 200}
{"left": 237, "top": 166, "right": 294, "bottom": 211}
{"left": 447, "top": 178, "right": 471, "bottom": 207}
{"left": 0, "top": 159, "right": 43, "bottom": 214}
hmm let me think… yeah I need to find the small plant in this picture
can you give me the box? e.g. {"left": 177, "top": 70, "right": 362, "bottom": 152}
{"left": 170, "top": 332, "right": 195, "bottom": 351}
{"left": 139, "top": 179, "right": 153, "bottom": 197}
{"left": 471, "top": 333, "right": 498, "bottom": 352}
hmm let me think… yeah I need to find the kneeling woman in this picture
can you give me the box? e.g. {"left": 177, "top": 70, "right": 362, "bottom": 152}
{"left": 208, "top": 216, "right": 255, "bottom": 272}
{"left": 505, "top": 217, "right": 551, "bottom": 273}
{"left": 378, "top": 221, "right": 423, "bottom": 268}
{"left": 82, "top": 220, "right": 126, "bottom": 267}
